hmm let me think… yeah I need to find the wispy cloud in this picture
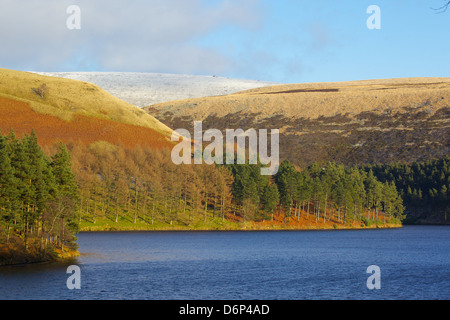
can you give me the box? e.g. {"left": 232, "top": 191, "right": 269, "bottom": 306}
{"left": 0, "top": 0, "right": 263, "bottom": 74}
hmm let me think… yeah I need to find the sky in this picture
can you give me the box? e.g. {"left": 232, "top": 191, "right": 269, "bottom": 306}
{"left": 0, "top": 0, "right": 449, "bottom": 83}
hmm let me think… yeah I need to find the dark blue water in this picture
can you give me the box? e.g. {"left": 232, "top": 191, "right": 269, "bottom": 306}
{"left": 1, "top": 226, "right": 449, "bottom": 300}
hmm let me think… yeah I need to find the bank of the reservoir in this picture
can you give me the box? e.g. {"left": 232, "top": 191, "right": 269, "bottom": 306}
{"left": 1, "top": 214, "right": 402, "bottom": 266}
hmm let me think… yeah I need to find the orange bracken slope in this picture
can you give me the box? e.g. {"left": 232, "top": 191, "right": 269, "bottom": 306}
{"left": 0, "top": 96, "right": 174, "bottom": 150}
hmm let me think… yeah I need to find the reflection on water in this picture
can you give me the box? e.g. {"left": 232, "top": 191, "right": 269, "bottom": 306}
{"left": 1, "top": 226, "right": 449, "bottom": 300}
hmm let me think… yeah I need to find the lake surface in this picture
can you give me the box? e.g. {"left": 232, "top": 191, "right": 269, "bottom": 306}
{"left": 0, "top": 226, "right": 449, "bottom": 300}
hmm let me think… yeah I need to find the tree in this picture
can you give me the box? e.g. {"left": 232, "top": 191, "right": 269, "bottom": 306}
{"left": 215, "top": 165, "right": 234, "bottom": 222}
{"left": 8, "top": 133, "right": 40, "bottom": 246}
{"left": 230, "top": 164, "right": 258, "bottom": 219}
{"left": 242, "top": 179, "right": 259, "bottom": 222}
{"left": 275, "top": 160, "right": 298, "bottom": 222}
{"left": 49, "top": 143, "right": 79, "bottom": 247}
{"left": 51, "top": 143, "right": 78, "bottom": 200}
{"left": 278, "top": 174, "right": 293, "bottom": 222}
{"left": 432, "top": 1, "right": 450, "bottom": 13}
{"left": 366, "top": 157, "right": 447, "bottom": 224}
{"left": 0, "top": 146, "right": 18, "bottom": 243}
{"left": 0, "top": 131, "right": 80, "bottom": 260}
{"left": 24, "top": 131, "right": 56, "bottom": 219}
{"left": 260, "top": 183, "right": 280, "bottom": 221}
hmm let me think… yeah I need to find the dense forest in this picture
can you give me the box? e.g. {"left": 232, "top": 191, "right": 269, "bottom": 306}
{"left": 1, "top": 130, "right": 412, "bottom": 264}
{"left": 0, "top": 130, "right": 79, "bottom": 265}
{"left": 229, "top": 160, "right": 405, "bottom": 225}
{"left": 64, "top": 140, "right": 232, "bottom": 227}
{"left": 65, "top": 139, "right": 404, "bottom": 229}
{"left": 365, "top": 157, "right": 450, "bottom": 224}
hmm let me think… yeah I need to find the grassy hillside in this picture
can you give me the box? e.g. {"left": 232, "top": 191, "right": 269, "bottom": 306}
{"left": 0, "top": 68, "right": 175, "bottom": 150}
{"left": 146, "top": 77, "right": 449, "bottom": 120}
{"left": 145, "top": 77, "right": 450, "bottom": 167}
{"left": 0, "top": 68, "right": 173, "bottom": 136}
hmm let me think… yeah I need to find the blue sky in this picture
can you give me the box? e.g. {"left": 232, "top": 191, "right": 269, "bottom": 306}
{"left": 208, "top": 0, "right": 450, "bottom": 83}
{"left": 1, "top": 0, "right": 449, "bottom": 83}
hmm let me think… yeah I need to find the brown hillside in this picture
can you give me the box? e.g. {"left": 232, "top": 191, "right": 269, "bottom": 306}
{"left": 0, "top": 68, "right": 173, "bottom": 137}
{"left": 145, "top": 77, "right": 450, "bottom": 167}
{"left": 145, "top": 77, "right": 450, "bottom": 120}
{"left": 0, "top": 96, "right": 174, "bottom": 150}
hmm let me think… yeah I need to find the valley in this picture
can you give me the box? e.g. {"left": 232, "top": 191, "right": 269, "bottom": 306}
{"left": 0, "top": 69, "right": 448, "bottom": 266}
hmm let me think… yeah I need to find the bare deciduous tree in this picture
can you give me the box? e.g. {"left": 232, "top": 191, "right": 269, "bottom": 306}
{"left": 431, "top": 0, "right": 450, "bottom": 13}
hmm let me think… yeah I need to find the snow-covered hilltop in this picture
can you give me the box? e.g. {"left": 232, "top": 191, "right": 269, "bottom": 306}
{"left": 33, "top": 72, "right": 278, "bottom": 108}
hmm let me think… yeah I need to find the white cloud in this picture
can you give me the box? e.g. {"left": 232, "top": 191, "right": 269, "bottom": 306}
{"left": 0, "top": 0, "right": 263, "bottom": 74}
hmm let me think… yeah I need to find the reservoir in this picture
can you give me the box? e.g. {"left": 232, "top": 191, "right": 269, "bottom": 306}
{"left": 1, "top": 226, "right": 449, "bottom": 300}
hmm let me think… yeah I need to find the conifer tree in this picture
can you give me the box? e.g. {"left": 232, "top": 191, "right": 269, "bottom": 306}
{"left": 0, "top": 146, "right": 18, "bottom": 242}
{"left": 48, "top": 142, "right": 79, "bottom": 248}
{"left": 260, "top": 183, "right": 279, "bottom": 221}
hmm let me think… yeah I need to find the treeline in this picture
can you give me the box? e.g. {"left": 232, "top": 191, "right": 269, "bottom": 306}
{"left": 68, "top": 141, "right": 234, "bottom": 227}
{"left": 365, "top": 156, "right": 450, "bottom": 224}
{"left": 1, "top": 130, "right": 405, "bottom": 248}
{"left": 66, "top": 140, "right": 404, "bottom": 229}
{"left": 0, "top": 130, "right": 79, "bottom": 258}
{"left": 230, "top": 160, "right": 405, "bottom": 225}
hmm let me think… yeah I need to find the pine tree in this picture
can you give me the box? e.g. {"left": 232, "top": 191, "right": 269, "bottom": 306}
{"left": 8, "top": 134, "right": 35, "bottom": 242}
{"left": 48, "top": 143, "right": 79, "bottom": 248}
{"left": 261, "top": 183, "right": 280, "bottom": 221}
{"left": 0, "top": 146, "right": 18, "bottom": 242}
{"left": 275, "top": 160, "right": 298, "bottom": 222}
{"left": 23, "top": 131, "right": 53, "bottom": 218}
{"left": 51, "top": 143, "right": 78, "bottom": 200}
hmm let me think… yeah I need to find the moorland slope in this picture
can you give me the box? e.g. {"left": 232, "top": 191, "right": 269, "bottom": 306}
{"left": 145, "top": 77, "right": 450, "bottom": 167}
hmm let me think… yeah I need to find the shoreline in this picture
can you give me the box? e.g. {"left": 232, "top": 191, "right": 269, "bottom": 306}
{"left": 77, "top": 226, "right": 403, "bottom": 234}
{"left": 77, "top": 211, "right": 403, "bottom": 233}
{"left": 0, "top": 243, "right": 80, "bottom": 267}
{"left": 1, "top": 222, "right": 402, "bottom": 267}
{"left": 78, "top": 222, "right": 403, "bottom": 233}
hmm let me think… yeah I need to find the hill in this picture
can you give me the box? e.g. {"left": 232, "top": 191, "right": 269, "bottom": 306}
{"left": 33, "top": 72, "right": 278, "bottom": 107}
{"left": 144, "top": 77, "right": 450, "bottom": 168}
{"left": 0, "top": 68, "right": 174, "bottom": 149}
